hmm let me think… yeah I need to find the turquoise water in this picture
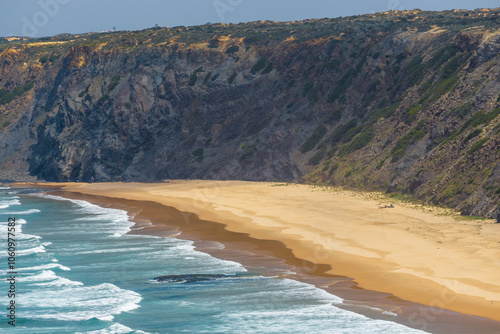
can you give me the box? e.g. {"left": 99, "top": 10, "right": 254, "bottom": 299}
{"left": 0, "top": 188, "right": 428, "bottom": 333}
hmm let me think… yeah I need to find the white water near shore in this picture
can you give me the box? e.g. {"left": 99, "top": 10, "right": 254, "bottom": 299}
{"left": 0, "top": 188, "right": 427, "bottom": 333}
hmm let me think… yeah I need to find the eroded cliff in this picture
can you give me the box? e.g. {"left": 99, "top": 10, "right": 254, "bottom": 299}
{"left": 0, "top": 9, "right": 499, "bottom": 217}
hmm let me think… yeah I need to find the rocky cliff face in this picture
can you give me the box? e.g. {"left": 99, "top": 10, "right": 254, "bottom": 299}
{"left": 1, "top": 9, "right": 499, "bottom": 217}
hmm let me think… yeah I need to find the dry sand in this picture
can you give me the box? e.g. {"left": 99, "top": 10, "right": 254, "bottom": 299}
{"left": 30, "top": 180, "right": 500, "bottom": 323}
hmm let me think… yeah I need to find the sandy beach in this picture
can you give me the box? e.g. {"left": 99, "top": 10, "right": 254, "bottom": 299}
{"left": 26, "top": 180, "right": 500, "bottom": 329}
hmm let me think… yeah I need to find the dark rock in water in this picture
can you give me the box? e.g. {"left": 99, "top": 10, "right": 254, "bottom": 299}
{"left": 153, "top": 274, "right": 238, "bottom": 284}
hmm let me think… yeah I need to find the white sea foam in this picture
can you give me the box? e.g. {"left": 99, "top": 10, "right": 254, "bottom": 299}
{"left": 281, "top": 278, "right": 343, "bottom": 304}
{"left": 18, "top": 270, "right": 58, "bottom": 282}
{"left": 21, "top": 283, "right": 142, "bottom": 322}
{"left": 76, "top": 246, "right": 154, "bottom": 255}
{"left": 17, "top": 245, "right": 47, "bottom": 256}
{"left": 0, "top": 218, "right": 45, "bottom": 262}
{"left": 77, "top": 323, "right": 154, "bottom": 334}
{"left": 18, "top": 270, "right": 84, "bottom": 287}
{"left": 0, "top": 218, "right": 42, "bottom": 242}
{"left": 2, "top": 192, "right": 429, "bottom": 334}
{"left": 34, "top": 277, "right": 85, "bottom": 287}
{"left": 35, "top": 193, "right": 134, "bottom": 237}
{"left": 0, "top": 186, "right": 11, "bottom": 189}
{"left": 0, "top": 208, "right": 41, "bottom": 215}
{"left": 15, "top": 262, "right": 71, "bottom": 272}
{"left": 0, "top": 197, "right": 21, "bottom": 209}
{"left": 382, "top": 310, "right": 398, "bottom": 317}
{"left": 215, "top": 303, "right": 427, "bottom": 333}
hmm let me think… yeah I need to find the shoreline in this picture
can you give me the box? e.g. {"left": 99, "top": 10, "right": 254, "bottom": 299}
{"left": 15, "top": 181, "right": 500, "bottom": 333}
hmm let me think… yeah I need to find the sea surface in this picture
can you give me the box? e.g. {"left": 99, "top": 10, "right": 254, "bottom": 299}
{"left": 0, "top": 187, "right": 428, "bottom": 333}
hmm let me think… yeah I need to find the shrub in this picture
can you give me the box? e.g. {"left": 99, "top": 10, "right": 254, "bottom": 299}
{"left": 308, "top": 149, "right": 326, "bottom": 165}
{"left": 24, "top": 82, "right": 34, "bottom": 91}
{"left": 211, "top": 73, "right": 220, "bottom": 81}
{"left": 462, "top": 108, "right": 500, "bottom": 130}
{"left": 327, "top": 58, "right": 365, "bottom": 103}
{"left": 189, "top": 74, "right": 198, "bottom": 86}
{"left": 330, "top": 119, "right": 357, "bottom": 143}
{"left": 227, "top": 72, "right": 237, "bottom": 84}
{"left": 239, "top": 143, "right": 258, "bottom": 164}
{"left": 97, "top": 94, "right": 110, "bottom": 104}
{"left": 327, "top": 147, "right": 338, "bottom": 158}
{"left": 444, "top": 108, "right": 500, "bottom": 145}
{"left": 402, "top": 56, "right": 425, "bottom": 87}
{"left": 376, "top": 160, "right": 385, "bottom": 170}
{"left": 107, "top": 75, "right": 121, "bottom": 93}
{"left": 395, "top": 52, "right": 406, "bottom": 63}
{"left": 428, "top": 45, "right": 459, "bottom": 69}
{"left": 225, "top": 45, "right": 239, "bottom": 54}
{"left": 0, "top": 82, "right": 35, "bottom": 106}
{"left": 391, "top": 124, "right": 426, "bottom": 162}
{"left": 464, "top": 129, "right": 482, "bottom": 142}
{"left": 203, "top": 72, "right": 213, "bottom": 84}
{"left": 327, "top": 68, "right": 354, "bottom": 103}
{"left": 339, "top": 126, "right": 375, "bottom": 156}
{"left": 322, "top": 160, "right": 331, "bottom": 172}
{"left": 441, "top": 55, "right": 461, "bottom": 79}
{"left": 421, "top": 74, "right": 460, "bottom": 106}
{"left": 329, "top": 163, "right": 339, "bottom": 175}
{"left": 2, "top": 120, "right": 10, "bottom": 128}
{"left": 341, "top": 126, "right": 362, "bottom": 143}
{"left": 251, "top": 58, "right": 267, "bottom": 74}
{"left": 324, "top": 109, "right": 342, "bottom": 124}
{"left": 467, "top": 138, "right": 489, "bottom": 156}
{"left": 402, "top": 103, "right": 421, "bottom": 124}
{"left": 192, "top": 148, "right": 204, "bottom": 163}
{"left": 78, "top": 84, "right": 90, "bottom": 98}
{"left": 301, "top": 125, "right": 328, "bottom": 153}
{"left": 367, "top": 102, "right": 399, "bottom": 123}
{"left": 189, "top": 67, "right": 203, "bottom": 86}
{"left": 208, "top": 39, "right": 219, "bottom": 48}
{"left": 39, "top": 55, "right": 48, "bottom": 63}
{"left": 451, "top": 102, "right": 472, "bottom": 119}
{"left": 262, "top": 62, "right": 273, "bottom": 74}
{"left": 49, "top": 54, "right": 60, "bottom": 63}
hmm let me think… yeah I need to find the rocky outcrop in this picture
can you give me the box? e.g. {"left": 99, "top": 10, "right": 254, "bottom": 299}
{"left": 0, "top": 9, "right": 499, "bottom": 217}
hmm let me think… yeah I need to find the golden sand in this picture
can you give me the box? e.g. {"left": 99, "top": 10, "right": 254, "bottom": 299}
{"left": 32, "top": 180, "right": 500, "bottom": 322}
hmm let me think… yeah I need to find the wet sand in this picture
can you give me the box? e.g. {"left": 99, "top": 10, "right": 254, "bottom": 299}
{"left": 22, "top": 181, "right": 500, "bottom": 333}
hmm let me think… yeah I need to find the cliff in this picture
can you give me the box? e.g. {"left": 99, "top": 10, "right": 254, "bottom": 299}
{"left": 0, "top": 8, "right": 499, "bottom": 217}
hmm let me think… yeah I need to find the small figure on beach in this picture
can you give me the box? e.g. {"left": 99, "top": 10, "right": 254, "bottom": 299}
{"left": 377, "top": 203, "right": 394, "bottom": 209}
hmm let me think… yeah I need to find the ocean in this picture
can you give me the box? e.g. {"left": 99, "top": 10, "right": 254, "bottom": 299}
{"left": 0, "top": 187, "right": 428, "bottom": 334}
